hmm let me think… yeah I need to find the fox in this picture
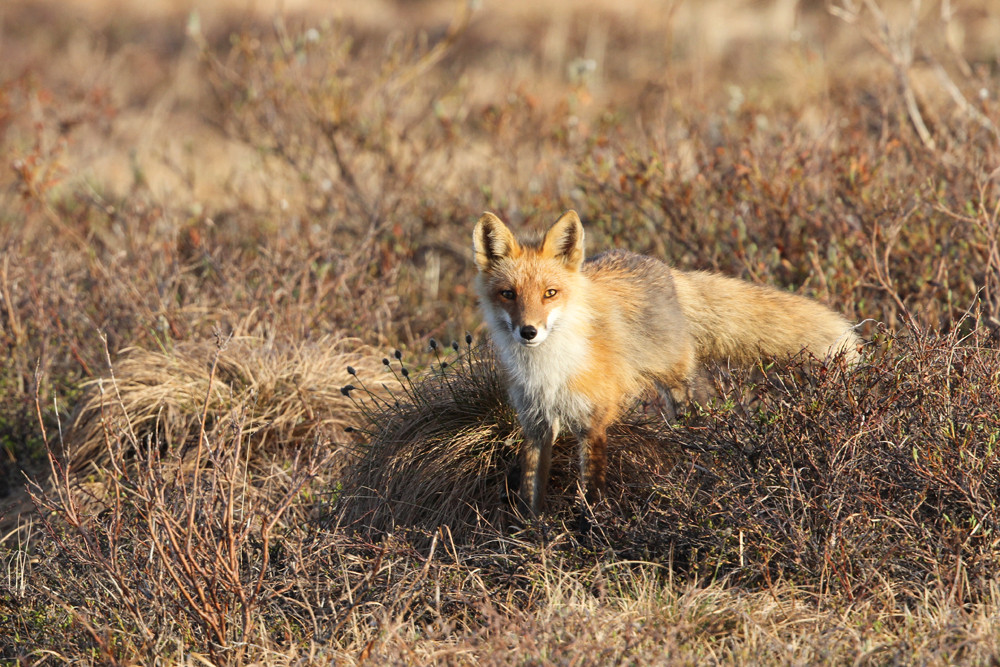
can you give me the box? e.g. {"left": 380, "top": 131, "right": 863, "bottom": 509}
{"left": 473, "top": 209, "right": 860, "bottom": 517}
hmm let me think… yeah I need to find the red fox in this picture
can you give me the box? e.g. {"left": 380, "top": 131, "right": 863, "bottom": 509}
{"left": 473, "top": 210, "right": 860, "bottom": 517}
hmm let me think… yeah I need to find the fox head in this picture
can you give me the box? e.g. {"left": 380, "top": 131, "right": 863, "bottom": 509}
{"left": 473, "top": 210, "right": 585, "bottom": 348}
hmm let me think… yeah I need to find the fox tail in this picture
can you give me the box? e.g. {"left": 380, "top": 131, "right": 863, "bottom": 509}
{"left": 673, "top": 270, "right": 860, "bottom": 366}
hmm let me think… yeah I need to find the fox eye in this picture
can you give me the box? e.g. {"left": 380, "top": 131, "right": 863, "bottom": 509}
{"left": 499, "top": 289, "right": 516, "bottom": 300}
{"left": 544, "top": 288, "right": 558, "bottom": 298}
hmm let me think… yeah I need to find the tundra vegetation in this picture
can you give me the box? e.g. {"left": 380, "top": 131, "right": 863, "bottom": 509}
{"left": 1, "top": 0, "right": 999, "bottom": 663}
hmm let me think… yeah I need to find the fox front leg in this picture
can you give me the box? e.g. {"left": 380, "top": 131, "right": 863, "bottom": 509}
{"left": 577, "top": 416, "right": 613, "bottom": 505}
{"left": 574, "top": 419, "right": 612, "bottom": 535}
{"left": 519, "top": 417, "right": 558, "bottom": 517}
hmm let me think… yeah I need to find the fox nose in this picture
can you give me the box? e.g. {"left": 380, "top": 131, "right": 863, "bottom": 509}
{"left": 519, "top": 325, "right": 538, "bottom": 341}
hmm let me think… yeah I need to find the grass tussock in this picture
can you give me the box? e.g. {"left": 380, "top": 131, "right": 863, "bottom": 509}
{"left": 334, "top": 340, "right": 522, "bottom": 536}
{"left": 3, "top": 0, "right": 1000, "bottom": 663}
{"left": 67, "top": 334, "right": 383, "bottom": 477}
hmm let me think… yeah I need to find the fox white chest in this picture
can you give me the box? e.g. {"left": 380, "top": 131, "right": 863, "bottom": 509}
{"left": 493, "top": 327, "right": 594, "bottom": 436}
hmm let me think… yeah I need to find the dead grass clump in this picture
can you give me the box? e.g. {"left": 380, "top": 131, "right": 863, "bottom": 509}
{"left": 334, "top": 340, "right": 688, "bottom": 540}
{"left": 333, "top": 341, "right": 518, "bottom": 537}
{"left": 67, "top": 334, "right": 382, "bottom": 477}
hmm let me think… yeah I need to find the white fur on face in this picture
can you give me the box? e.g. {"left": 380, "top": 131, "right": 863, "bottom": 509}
{"left": 494, "top": 305, "right": 561, "bottom": 348}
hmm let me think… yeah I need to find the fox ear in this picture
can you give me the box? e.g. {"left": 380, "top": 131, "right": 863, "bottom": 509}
{"left": 474, "top": 212, "right": 519, "bottom": 272}
{"left": 541, "top": 210, "right": 585, "bottom": 271}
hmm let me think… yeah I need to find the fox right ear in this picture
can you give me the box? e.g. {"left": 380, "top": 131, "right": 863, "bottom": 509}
{"left": 541, "top": 210, "right": 585, "bottom": 271}
{"left": 474, "top": 212, "right": 518, "bottom": 272}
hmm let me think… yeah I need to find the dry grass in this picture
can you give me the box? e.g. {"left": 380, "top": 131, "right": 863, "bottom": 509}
{"left": 68, "top": 334, "right": 383, "bottom": 476}
{"left": 3, "top": 0, "right": 1000, "bottom": 663}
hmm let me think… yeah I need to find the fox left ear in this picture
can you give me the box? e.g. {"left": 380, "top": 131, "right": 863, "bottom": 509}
{"left": 541, "top": 210, "right": 585, "bottom": 271}
{"left": 474, "top": 212, "right": 519, "bottom": 272}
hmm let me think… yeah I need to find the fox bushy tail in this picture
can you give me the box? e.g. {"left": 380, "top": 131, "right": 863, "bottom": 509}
{"left": 672, "top": 270, "right": 859, "bottom": 366}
